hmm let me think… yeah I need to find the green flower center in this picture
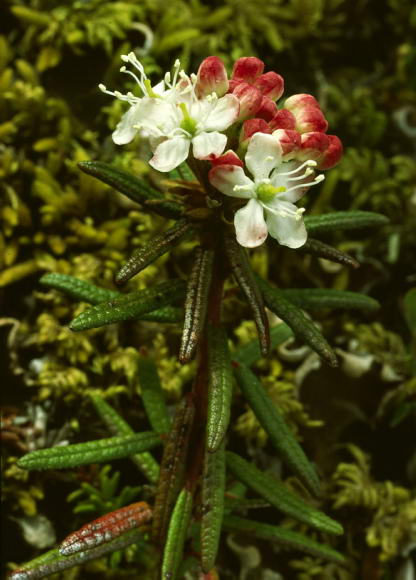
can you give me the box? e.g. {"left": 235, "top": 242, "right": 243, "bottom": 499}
{"left": 179, "top": 103, "right": 197, "bottom": 135}
{"left": 256, "top": 183, "right": 286, "bottom": 203}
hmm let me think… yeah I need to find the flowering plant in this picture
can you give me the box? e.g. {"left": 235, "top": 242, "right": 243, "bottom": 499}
{"left": 12, "top": 55, "right": 386, "bottom": 579}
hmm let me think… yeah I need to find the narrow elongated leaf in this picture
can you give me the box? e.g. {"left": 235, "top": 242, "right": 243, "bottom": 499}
{"left": 305, "top": 211, "right": 388, "bottom": 236}
{"left": 226, "top": 452, "right": 343, "bottom": 535}
{"left": 300, "top": 238, "right": 359, "bottom": 268}
{"left": 201, "top": 441, "right": 226, "bottom": 573}
{"left": 10, "top": 529, "right": 146, "bottom": 580}
{"left": 255, "top": 275, "right": 337, "bottom": 366}
{"left": 180, "top": 247, "right": 214, "bottom": 363}
{"left": 152, "top": 396, "right": 194, "bottom": 543}
{"left": 40, "top": 273, "right": 182, "bottom": 322}
{"left": 59, "top": 502, "right": 152, "bottom": 555}
{"left": 17, "top": 432, "right": 161, "bottom": 470}
{"left": 40, "top": 273, "right": 119, "bottom": 304}
{"left": 69, "top": 279, "right": 186, "bottom": 331}
{"left": 207, "top": 325, "right": 234, "bottom": 452}
{"left": 78, "top": 161, "right": 183, "bottom": 219}
{"left": 90, "top": 394, "right": 159, "bottom": 483}
{"left": 137, "top": 353, "right": 171, "bottom": 434}
{"left": 225, "top": 233, "right": 270, "bottom": 356}
{"left": 115, "top": 220, "right": 194, "bottom": 284}
{"left": 232, "top": 323, "right": 293, "bottom": 366}
{"left": 223, "top": 515, "right": 345, "bottom": 563}
{"left": 233, "top": 363, "right": 320, "bottom": 496}
{"left": 280, "top": 289, "right": 380, "bottom": 312}
{"left": 161, "top": 488, "right": 193, "bottom": 580}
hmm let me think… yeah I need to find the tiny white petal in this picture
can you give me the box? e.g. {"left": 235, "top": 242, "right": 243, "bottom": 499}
{"left": 264, "top": 201, "right": 307, "bottom": 248}
{"left": 209, "top": 166, "right": 254, "bottom": 198}
{"left": 192, "top": 131, "right": 227, "bottom": 159}
{"left": 149, "top": 135, "right": 190, "bottom": 172}
{"left": 112, "top": 104, "right": 142, "bottom": 145}
{"left": 234, "top": 198, "right": 268, "bottom": 248}
{"left": 245, "top": 133, "right": 282, "bottom": 181}
{"left": 202, "top": 94, "right": 240, "bottom": 132}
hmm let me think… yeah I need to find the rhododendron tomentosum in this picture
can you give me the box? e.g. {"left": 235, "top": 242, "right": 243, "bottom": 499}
{"left": 100, "top": 54, "right": 343, "bottom": 248}
{"left": 209, "top": 133, "right": 324, "bottom": 248}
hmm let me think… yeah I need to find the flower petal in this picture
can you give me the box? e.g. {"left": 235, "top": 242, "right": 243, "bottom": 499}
{"left": 192, "top": 131, "right": 227, "bottom": 159}
{"left": 112, "top": 103, "right": 141, "bottom": 145}
{"left": 264, "top": 201, "right": 307, "bottom": 248}
{"left": 208, "top": 165, "right": 254, "bottom": 198}
{"left": 245, "top": 132, "right": 282, "bottom": 181}
{"left": 202, "top": 94, "right": 240, "bottom": 131}
{"left": 149, "top": 135, "right": 190, "bottom": 172}
{"left": 234, "top": 198, "right": 268, "bottom": 248}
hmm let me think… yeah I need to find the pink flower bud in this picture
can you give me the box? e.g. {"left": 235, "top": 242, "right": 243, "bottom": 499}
{"left": 210, "top": 150, "right": 244, "bottom": 167}
{"left": 284, "top": 93, "right": 320, "bottom": 112}
{"left": 273, "top": 129, "right": 301, "bottom": 157}
{"left": 231, "top": 57, "right": 264, "bottom": 83}
{"left": 299, "top": 131, "right": 330, "bottom": 160}
{"left": 196, "top": 56, "right": 229, "bottom": 98}
{"left": 269, "top": 109, "right": 296, "bottom": 131}
{"left": 253, "top": 71, "right": 284, "bottom": 101}
{"left": 240, "top": 118, "right": 271, "bottom": 143}
{"left": 232, "top": 82, "right": 263, "bottom": 120}
{"left": 317, "top": 135, "right": 343, "bottom": 169}
{"left": 295, "top": 107, "right": 328, "bottom": 133}
{"left": 256, "top": 97, "right": 278, "bottom": 121}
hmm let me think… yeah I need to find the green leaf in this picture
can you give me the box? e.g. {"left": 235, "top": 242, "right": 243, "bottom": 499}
{"left": 233, "top": 363, "right": 320, "bottom": 496}
{"left": 305, "top": 211, "right": 388, "bottom": 236}
{"left": 226, "top": 452, "right": 343, "bottom": 536}
{"left": 17, "top": 432, "right": 161, "bottom": 470}
{"left": 9, "top": 529, "right": 146, "bottom": 580}
{"left": 207, "top": 325, "right": 234, "bottom": 452}
{"left": 137, "top": 353, "right": 171, "bottom": 434}
{"left": 161, "top": 488, "right": 193, "bottom": 580}
{"left": 78, "top": 161, "right": 183, "bottom": 219}
{"left": 255, "top": 276, "right": 337, "bottom": 366}
{"left": 225, "top": 232, "right": 270, "bottom": 356}
{"left": 232, "top": 323, "right": 293, "bottom": 366}
{"left": 222, "top": 516, "right": 345, "bottom": 563}
{"left": 403, "top": 288, "right": 416, "bottom": 335}
{"left": 40, "top": 273, "right": 119, "bottom": 304}
{"left": 201, "top": 441, "right": 226, "bottom": 573}
{"left": 179, "top": 248, "right": 214, "bottom": 363}
{"left": 115, "top": 220, "right": 194, "bottom": 284}
{"left": 69, "top": 279, "right": 186, "bottom": 331}
{"left": 152, "top": 396, "right": 194, "bottom": 543}
{"left": 89, "top": 394, "right": 159, "bottom": 483}
{"left": 300, "top": 238, "right": 360, "bottom": 268}
{"left": 280, "top": 289, "right": 380, "bottom": 312}
{"left": 40, "top": 273, "right": 182, "bottom": 322}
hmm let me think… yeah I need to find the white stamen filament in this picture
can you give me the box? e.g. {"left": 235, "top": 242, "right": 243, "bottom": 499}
{"left": 286, "top": 167, "right": 314, "bottom": 182}
{"left": 285, "top": 173, "right": 324, "bottom": 194}
{"left": 278, "top": 159, "right": 317, "bottom": 177}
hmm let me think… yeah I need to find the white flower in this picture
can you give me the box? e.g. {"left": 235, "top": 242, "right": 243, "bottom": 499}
{"left": 99, "top": 54, "right": 240, "bottom": 172}
{"left": 209, "top": 132, "right": 325, "bottom": 248}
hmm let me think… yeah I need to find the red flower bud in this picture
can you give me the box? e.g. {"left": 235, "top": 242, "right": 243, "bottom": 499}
{"left": 253, "top": 71, "right": 284, "bottom": 101}
{"left": 256, "top": 97, "right": 278, "bottom": 121}
{"left": 317, "top": 135, "right": 343, "bottom": 169}
{"left": 284, "top": 93, "right": 320, "bottom": 112}
{"left": 269, "top": 109, "right": 296, "bottom": 131}
{"left": 273, "top": 129, "right": 301, "bottom": 157}
{"left": 232, "top": 57, "right": 264, "bottom": 83}
{"left": 299, "top": 131, "right": 330, "bottom": 160}
{"left": 196, "top": 56, "right": 229, "bottom": 98}
{"left": 232, "top": 82, "right": 263, "bottom": 120}
{"left": 209, "top": 150, "right": 244, "bottom": 167}
{"left": 295, "top": 107, "right": 328, "bottom": 133}
{"left": 240, "top": 118, "right": 271, "bottom": 143}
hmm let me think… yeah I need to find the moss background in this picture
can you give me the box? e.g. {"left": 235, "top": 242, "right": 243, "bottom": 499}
{"left": 1, "top": 0, "right": 415, "bottom": 578}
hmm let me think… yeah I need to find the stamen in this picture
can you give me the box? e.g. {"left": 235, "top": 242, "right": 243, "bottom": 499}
{"left": 285, "top": 167, "right": 314, "bottom": 182}
{"left": 278, "top": 159, "right": 317, "bottom": 177}
{"left": 285, "top": 174, "right": 325, "bottom": 193}
{"left": 234, "top": 184, "right": 252, "bottom": 192}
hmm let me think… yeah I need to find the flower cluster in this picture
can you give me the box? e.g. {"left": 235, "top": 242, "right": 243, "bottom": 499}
{"left": 100, "top": 55, "right": 343, "bottom": 249}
